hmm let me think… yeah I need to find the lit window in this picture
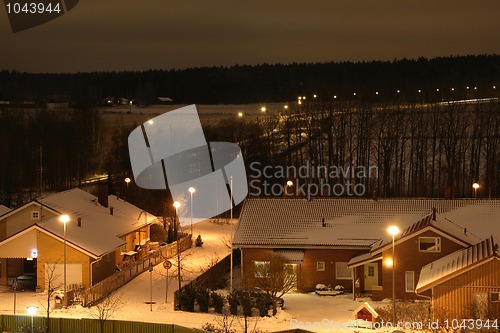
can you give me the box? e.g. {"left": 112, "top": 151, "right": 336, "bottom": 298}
{"left": 405, "top": 271, "right": 415, "bottom": 292}
{"left": 336, "top": 262, "right": 352, "bottom": 280}
{"left": 419, "top": 237, "right": 441, "bottom": 252}
{"left": 31, "top": 211, "right": 40, "bottom": 220}
{"left": 491, "top": 292, "right": 500, "bottom": 302}
{"left": 253, "top": 261, "right": 270, "bottom": 278}
{"left": 316, "top": 261, "right": 325, "bottom": 272}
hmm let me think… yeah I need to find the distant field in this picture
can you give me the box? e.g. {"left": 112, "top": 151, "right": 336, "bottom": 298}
{"left": 100, "top": 102, "right": 287, "bottom": 129}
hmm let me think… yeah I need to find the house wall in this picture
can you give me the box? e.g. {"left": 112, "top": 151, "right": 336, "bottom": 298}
{"left": 241, "top": 247, "right": 368, "bottom": 292}
{"left": 91, "top": 251, "right": 117, "bottom": 285}
{"left": 431, "top": 258, "right": 500, "bottom": 321}
{"left": 381, "top": 230, "right": 466, "bottom": 300}
{"left": 36, "top": 231, "right": 91, "bottom": 289}
{"left": 0, "top": 204, "right": 57, "bottom": 241}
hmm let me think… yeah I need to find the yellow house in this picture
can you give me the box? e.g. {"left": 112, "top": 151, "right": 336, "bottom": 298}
{"left": 0, "top": 186, "right": 157, "bottom": 290}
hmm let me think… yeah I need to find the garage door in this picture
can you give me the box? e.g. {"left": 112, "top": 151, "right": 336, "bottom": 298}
{"left": 45, "top": 262, "right": 82, "bottom": 290}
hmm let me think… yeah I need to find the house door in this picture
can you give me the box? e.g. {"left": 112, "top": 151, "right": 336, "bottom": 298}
{"left": 284, "top": 264, "right": 298, "bottom": 291}
{"left": 364, "top": 263, "right": 378, "bottom": 290}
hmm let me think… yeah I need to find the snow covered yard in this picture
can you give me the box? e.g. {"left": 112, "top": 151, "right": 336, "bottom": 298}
{"left": 0, "top": 219, "right": 393, "bottom": 332}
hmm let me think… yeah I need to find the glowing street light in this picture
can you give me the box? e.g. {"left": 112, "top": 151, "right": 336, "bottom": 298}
{"left": 260, "top": 106, "right": 266, "bottom": 112}
{"left": 188, "top": 187, "right": 195, "bottom": 236}
{"left": 388, "top": 225, "right": 400, "bottom": 324}
{"left": 26, "top": 306, "right": 38, "bottom": 333}
{"left": 472, "top": 183, "right": 480, "bottom": 199}
{"left": 59, "top": 214, "right": 70, "bottom": 306}
{"left": 124, "top": 177, "right": 131, "bottom": 200}
{"left": 237, "top": 112, "right": 243, "bottom": 117}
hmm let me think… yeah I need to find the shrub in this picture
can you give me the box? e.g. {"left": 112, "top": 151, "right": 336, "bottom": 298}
{"left": 196, "top": 288, "right": 210, "bottom": 313}
{"left": 211, "top": 292, "right": 225, "bottom": 314}
{"left": 227, "top": 292, "right": 239, "bottom": 315}
{"left": 178, "top": 285, "right": 196, "bottom": 312}
{"left": 195, "top": 234, "right": 204, "bottom": 247}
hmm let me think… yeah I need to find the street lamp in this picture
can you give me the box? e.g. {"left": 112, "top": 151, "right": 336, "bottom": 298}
{"left": 285, "top": 180, "right": 293, "bottom": 196}
{"left": 124, "top": 177, "right": 131, "bottom": 200}
{"left": 472, "top": 183, "right": 480, "bottom": 199}
{"left": 27, "top": 305, "right": 37, "bottom": 333}
{"left": 59, "top": 214, "right": 70, "bottom": 306}
{"left": 388, "top": 225, "right": 400, "bottom": 324}
{"left": 188, "top": 187, "right": 195, "bottom": 237}
{"left": 173, "top": 201, "right": 181, "bottom": 309}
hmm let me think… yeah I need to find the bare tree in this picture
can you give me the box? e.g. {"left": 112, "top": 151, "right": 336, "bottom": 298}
{"left": 38, "top": 263, "right": 61, "bottom": 333}
{"left": 244, "top": 255, "right": 296, "bottom": 316}
{"left": 89, "top": 292, "right": 124, "bottom": 333}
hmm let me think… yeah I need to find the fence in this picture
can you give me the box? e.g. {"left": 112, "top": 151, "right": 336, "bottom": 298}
{"left": 0, "top": 314, "right": 208, "bottom": 333}
{"left": 174, "top": 249, "right": 240, "bottom": 309}
{"left": 83, "top": 234, "right": 192, "bottom": 307}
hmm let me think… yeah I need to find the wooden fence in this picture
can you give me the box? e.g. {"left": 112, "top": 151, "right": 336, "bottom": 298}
{"left": 0, "top": 314, "right": 207, "bottom": 333}
{"left": 83, "top": 234, "right": 192, "bottom": 307}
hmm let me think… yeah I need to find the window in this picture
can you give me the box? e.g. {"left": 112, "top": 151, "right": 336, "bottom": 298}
{"left": 253, "top": 261, "right": 270, "bottom": 278}
{"left": 31, "top": 211, "right": 40, "bottom": 220}
{"left": 405, "top": 271, "right": 415, "bottom": 292}
{"left": 316, "top": 261, "right": 325, "bottom": 271}
{"left": 491, "top": 292, "right": 500, "bottom": 302}
{"left": 335, "top": 262, "right": 352, "bottom": 280}
{"left": 419, "top": 237, "right": 441, "bottom": 252}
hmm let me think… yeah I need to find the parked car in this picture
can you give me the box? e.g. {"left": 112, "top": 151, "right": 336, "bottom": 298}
{"left": 315, "top": 284, "right": 344, "bottom": 296}
{"left": 15, "top": 274, "right": 36, "bottom": 291}
{"left": 236, "top": 287, "right": 285, "bottom": 309}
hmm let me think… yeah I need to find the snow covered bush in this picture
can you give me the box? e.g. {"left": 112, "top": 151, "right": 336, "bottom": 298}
{"left": 196, "top": 234, "right": 204, "bottom": 247}
{"left": 196, "top": 288, "right": 211, "bottom": 313}
{"left": 211, "top": 292, "right": 225, "bottom": 314}
{"left": 178, "top": 284, "right": 196, "bottom": 312}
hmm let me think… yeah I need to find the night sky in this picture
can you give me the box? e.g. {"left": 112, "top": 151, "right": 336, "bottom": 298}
{"left": 2, "top": 0, "right": 500, "bottom": 73}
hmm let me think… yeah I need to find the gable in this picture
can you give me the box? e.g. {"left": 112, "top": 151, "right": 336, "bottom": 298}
{"left": 0, "top": 228, "right": 37, "bottom": 258}
{"left": 0, "top": 201, "right": 59, "bottom": 241}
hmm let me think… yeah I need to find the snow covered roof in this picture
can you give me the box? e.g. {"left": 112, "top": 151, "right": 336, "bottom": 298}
{"left": 416, "top": 236, "right": 499, "bottom": 293}
{"left": 0, "top": 205, "right": 11, "bottom": 217}
{"left": 34, "top": 188, "right": 158, "bottom": 257}
{"left": 233, "top": 198, "right": 500, "bottom": 248}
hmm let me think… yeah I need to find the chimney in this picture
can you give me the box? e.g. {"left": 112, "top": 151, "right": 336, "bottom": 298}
{"left": 110, "top": 206, "right": 114, "bottom": 215}
{"left": 77, "top": 217, "right": 82, "bottom": 227}
{"left": 432, "top": 207, "right": 437, "bottom": 221}
{"left": 322, "top": 218, "right": 326, "bottom": 227}
{"left": 98, "top": 182, "right": 108, "bottom": 208}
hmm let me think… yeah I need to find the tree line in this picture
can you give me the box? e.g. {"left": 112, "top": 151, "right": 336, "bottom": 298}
{"left": 1, "top": 55, "right": 499, "bottom": 105}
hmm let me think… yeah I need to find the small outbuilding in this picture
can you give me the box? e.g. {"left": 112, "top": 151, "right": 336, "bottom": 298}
{"left": 351, "top": 302, "right": 379, "bottom": 328}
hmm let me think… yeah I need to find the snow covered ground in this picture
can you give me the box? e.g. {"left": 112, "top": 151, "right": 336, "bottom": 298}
{"left": 0, "top": 219, "right": 393, "bottom": 332}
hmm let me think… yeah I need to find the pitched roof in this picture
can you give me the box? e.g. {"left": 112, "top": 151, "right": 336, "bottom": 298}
{"left": 415, "top": 236, "right": 499, "bottom": 293}
{"left": 234, "top": 198, "right": 500, "bottom": 248}
{"left": 3, "top": 188, "right": 157, "bottom": 258}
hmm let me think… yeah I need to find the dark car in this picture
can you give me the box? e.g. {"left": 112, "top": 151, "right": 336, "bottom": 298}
{"left": 15, "top": 274, "right": 36, "bottom": 291}
{"left": 236, "top": 287, "right": 285, "bottom": 309}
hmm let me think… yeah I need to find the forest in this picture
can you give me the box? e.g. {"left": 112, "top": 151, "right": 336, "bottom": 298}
{"left": 0, "top": 55, "right": 499, "bottom": 212}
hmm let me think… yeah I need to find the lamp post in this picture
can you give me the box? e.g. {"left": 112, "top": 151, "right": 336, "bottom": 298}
{"left": 388, "top": 225, "right": 400, "bottom": 324}
{"left": 472, "top": 182, "right": 479, "bottom": 199}
{"left": 188, "top": 187, "right": 195, "bottom": 237}
{"left": 229, "top": 176, "right": 233, "bottom": 293}
{"left": 26, "top": 305, "right": 37, "bottom": 333}
{"left": 59, "top": 214, "right": 70, "bottom": 306}
{"left": 124, "top": 177, "right": 131, "bottom": 200}
{"left": 173, "top": 201, "right": 181, "bottom": 309}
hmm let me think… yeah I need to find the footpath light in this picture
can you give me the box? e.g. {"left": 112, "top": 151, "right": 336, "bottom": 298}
{"left": 472, "top": 183, "right": 480, "bottom": 199}
{"left": 26, "top": 305, "right": 38, "bottom": 333}
{"left": 388, "top": 225, "right": 400, "bottom": 324}
{"left": 59, "top": 214, "right": 70, "bottom": 306}
{"left": 148, "top": 262, "right": 154, "bottom": 311}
